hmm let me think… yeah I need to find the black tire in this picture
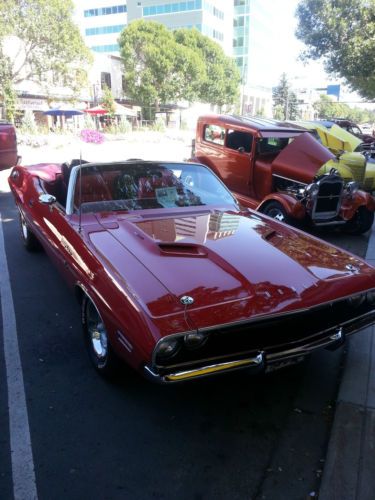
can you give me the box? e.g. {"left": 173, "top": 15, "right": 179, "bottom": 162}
{"left": 82, "top": 295, "right": 119, "bottom": 378}
{"left": 261, "top": 201, "right": 290, "bottom": 224}
{"left": 19, "top": 211, "right": 41, "bottom": 251}
{"left": 343, "top": 206, "right": 374, "bottom": 235}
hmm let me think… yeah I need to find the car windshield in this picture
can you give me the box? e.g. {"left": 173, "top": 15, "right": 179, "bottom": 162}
{"left": 257, "top": 137, "right": 291, "bottom": 154}
{"left": 73, "top": 162, "right": 237, "bottom": 213}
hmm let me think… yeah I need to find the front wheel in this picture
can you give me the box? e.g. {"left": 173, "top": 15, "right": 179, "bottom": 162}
{"left": 343, "top": 207, "right": 374, "bottom": 235}
{"left": 261, "top": 201, "right": 290, "bottom": 224}
{"left": 19, "top": 211, "right": 41, "bottom": 251}
{"left": 82, "top": 295, "right": 119, "bottom": 377}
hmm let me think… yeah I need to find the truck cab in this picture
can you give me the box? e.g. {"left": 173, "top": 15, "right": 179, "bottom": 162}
{"left": 192, "top": 114, "right": 375, "bottom": 234}
{"left": 0, "top": 121, "right": 18, "bottom": 171}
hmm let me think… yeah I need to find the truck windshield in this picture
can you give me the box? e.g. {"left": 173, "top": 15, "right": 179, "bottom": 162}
{"left": 258, "top": 137, "right": 291, "bottom": 154}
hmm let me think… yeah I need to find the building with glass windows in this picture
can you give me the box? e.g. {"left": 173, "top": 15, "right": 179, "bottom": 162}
{"left": 74, "top": 1, "right": 232, "bottom": 56}
{"left": 73, "top": 0, "right": 276, "bottom": 115}
{"left": 74, "top": 0, "right": 128, "bottom": 54}
{"left": 126, "top": 0, "right": 233, "bottom": 55}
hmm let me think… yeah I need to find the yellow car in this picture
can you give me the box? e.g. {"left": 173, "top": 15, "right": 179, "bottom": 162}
{"left": 292, "top": 120, "right": 375, "bottom": 192}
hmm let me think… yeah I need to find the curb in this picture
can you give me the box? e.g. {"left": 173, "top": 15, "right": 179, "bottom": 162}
{"left": 319, "top": 225, "right": 375, "bottom": 500}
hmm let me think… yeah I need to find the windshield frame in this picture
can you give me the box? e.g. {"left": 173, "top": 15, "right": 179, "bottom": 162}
{"left": 66, "top": 161, "right": 239, "bottom": 216}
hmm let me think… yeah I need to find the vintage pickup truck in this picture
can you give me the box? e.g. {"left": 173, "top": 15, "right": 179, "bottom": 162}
{"left": 0, "top": 121, "right": 18, "bottom": 171}
{"left": 191, "top": 114, "right": 375, "bottom": 234}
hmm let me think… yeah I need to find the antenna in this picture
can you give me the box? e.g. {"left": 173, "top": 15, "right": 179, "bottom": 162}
{"left": 78, "top": 151, "right": 82, "bottom": 233}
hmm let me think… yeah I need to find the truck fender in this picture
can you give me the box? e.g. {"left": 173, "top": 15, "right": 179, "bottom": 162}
{"left": 257, "top": 193, "right": 306, "bottom": 220}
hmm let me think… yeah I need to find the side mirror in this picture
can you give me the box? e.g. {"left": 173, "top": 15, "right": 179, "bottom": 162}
{"left": 39, "top": 193, "right": 56, "bottom": 205}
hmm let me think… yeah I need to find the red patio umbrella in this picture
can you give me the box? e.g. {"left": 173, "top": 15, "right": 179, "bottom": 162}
{"left": 84, "top": 105, "right": 108, "bottom": 115}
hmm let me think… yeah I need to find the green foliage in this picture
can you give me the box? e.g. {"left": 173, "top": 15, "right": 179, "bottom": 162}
{"left": 151, "top": 117, "right": 166, "bottom": 132}
{"left": 119, "top": 20, "right": 204, "bottom": 112}
{"left": 119, "top": 21, "right": 240, "bottom": 110}
{"left": 0, "top": 0, "right": 92, "bottom": 94}
{"left": 296, "top": 0, "right": 375, "bottom": 100}
{"left": 83, "top": 113, "right": 95, "bottom": 129}
{"left": 101, "top": 85, "right": 116, "bottom": 116}
{"left": 20, "top": 109, "right": 38, "bottom": 134}
{"left": 272, "top": 73, "right": 300, "bottom": 120}
{"left": 173, "top": 28, "right": 241, "bottom": 107}
{"left": 313, "top": 94, "right": 375, "bottom": 122}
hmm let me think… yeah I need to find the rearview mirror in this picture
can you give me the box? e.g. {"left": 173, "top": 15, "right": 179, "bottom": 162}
{"left": 39, "top": 193, "right": 56, "bottom": 205}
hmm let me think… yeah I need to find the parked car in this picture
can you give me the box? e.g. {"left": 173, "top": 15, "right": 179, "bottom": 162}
{"left": 317, "top": 119, "right": 375, "bottom": 158}
{"left": 326, "top": 119, "right": 375, "bottom": 144}
{"left": 8, "top": 159, "right": 375, "bottom": 382}
{"left": 192, "top": 114, "right": 375, "bottom": 234}
{"left": 0, "top": 121, "right": 18, "bottom": 171}
{"left": 289, "top": 120, "right": 375, "bottom": 192}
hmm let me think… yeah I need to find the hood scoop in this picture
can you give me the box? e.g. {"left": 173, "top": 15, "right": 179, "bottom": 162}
{"left": 158, "top": 242, "right": 207, "bottom": 257}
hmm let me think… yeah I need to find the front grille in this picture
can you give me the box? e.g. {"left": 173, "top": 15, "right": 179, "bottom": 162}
{"left": 312, "top": 174, "right": 343, "bottom": 220}
{"left": 364, "top": 177, "right": 374, "bottom": 191}
{"left": 155, "top": 296, "right": 373, "bottom": 370}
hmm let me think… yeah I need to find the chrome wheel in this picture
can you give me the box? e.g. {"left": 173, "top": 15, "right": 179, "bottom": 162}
{"left": 86, "top": 301, "right": 108, "bottom": 360}
{"left": 82, "top": 295, "right": 119, "bottom": 377}
{"left": 20, "top": 213, "right": 28, "bottom": 239}
{"left": 267, "top": 208, "right": 285, "bottom": 221}
{"left": 18, "top": 209, "right": 41, "bottom": 251}
{"left": 262, "top": 201, "right": 289, "bottom": 224}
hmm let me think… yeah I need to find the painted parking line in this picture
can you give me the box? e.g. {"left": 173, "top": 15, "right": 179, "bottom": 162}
{"left": 0, "top": 213, "right": 38, "bottom": 500}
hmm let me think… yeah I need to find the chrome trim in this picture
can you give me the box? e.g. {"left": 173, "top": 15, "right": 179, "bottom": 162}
{"left": 313, "top": 220, "right": 346, "bottom": 226}
{"left": 272, "top": 173, "right": 308, "bottom": 187}
{"left": 66, "top": 165, "right": 81, "bottom": 215}
{"left": 116, "top": 330, "right": 133, "bottom": 352}
{"left": 310, "top": 175, "right": 344, "bottom": 221}
{"left": 146, "top": 309, "right": 375, "bottom": 383}
{"left": 144, "top": 353, "right": 264, "bottom": 383}
{"left": 192, "top": 288, "right": 375, "bottom": 334}
{"left": 329, "top": 328, "right": 343, "bottom": 341}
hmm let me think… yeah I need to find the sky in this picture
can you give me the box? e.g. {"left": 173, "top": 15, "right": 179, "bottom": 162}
{"left": 254, "top": 0, "right": 331, "bottom": 88}
{"left": 252, "top": 0, "right": 373, "bottom": 107}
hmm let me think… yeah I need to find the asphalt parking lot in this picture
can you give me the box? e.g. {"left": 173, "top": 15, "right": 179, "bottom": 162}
{"left": 0, "top": 141, "right": 372, "bottom": 499}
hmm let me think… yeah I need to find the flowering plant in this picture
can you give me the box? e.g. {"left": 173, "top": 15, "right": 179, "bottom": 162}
{"left": 80, "top": 129, "right": 105, "bottom": 144}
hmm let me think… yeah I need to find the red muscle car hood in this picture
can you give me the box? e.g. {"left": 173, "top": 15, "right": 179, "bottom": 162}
{"left": 271, "top": 132, "right": 335, "bottom": 184}
{"left": 87, "top": 210, "right": 375, "bottom": 328}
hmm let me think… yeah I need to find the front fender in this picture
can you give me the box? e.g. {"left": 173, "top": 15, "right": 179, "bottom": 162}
{"left": 257, "top": 193, "right": 306, "bottom": 220}
{"left": 340, "top": 190, "right": 375, "bottom": 220}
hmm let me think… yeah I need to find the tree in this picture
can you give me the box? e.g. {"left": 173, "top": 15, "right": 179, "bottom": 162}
{"left": 313, "top": 94, "right": 375, "bottom": 122}
{"left": 119, "top": 21, "right": 241, "bottom": 116}
{"left": 173, "top": 28, "right": 240, "bottom": 108}
{"left": 296, "top": 0, "right": 375, "bottom": 100}
{"left": 0, "top": 0, "right": 92, "bottom": 98}
{"left": 272, "top": 73, "right": 299, "bottom": 120}
{"left": 119, "top": 20, "right": 205, "bottom": 117}
{"left": 101, "top": 85, "right": 116, "bottom": 117}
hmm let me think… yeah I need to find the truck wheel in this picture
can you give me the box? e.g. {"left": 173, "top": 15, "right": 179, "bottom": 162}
{"left": 343, "top": 207, "right": 374, "bottom": 235}
{"left": 262, "top": 201, "right": 289, "bottom": 223}
{"left": 19, "top": 211, "right": 41, "bottom": 251}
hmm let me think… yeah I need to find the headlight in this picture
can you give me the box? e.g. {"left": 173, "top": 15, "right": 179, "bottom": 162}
{"left": 366, "top": 290, "right": 375, "bottom": 305}
{"left": 346, "top": 181, "right": 359, "bottom": 195}
{"left": 155, "top": 337, "right": 180, "bottom": 359}
{"left": 305, "top": 183, "right": 319, "bottom": 198}
{"left": 347, "top": 294, "right": 366, "bottom": 307}
{"left": 184, "top": 331, "right": 207, "bottom": 349}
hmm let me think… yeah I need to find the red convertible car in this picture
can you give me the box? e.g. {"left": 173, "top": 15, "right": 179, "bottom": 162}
{"left": 8, "top": 159, "right": 375, "bottom": 382}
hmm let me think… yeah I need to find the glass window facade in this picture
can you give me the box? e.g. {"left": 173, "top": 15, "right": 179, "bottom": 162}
{"left": 84, "top": 5, "right": 126, "bottom": 17}
{"left": 143, "top": 1, "right": 202, "bottom": 16}
{"left": 91, "top": 44, "right": 120, "bottom": 53}
{"left": 86, "top": 25, "right": 126, "bottom": 36}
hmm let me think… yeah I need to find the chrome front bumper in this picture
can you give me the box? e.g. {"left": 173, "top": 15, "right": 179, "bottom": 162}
{"left": 144, "top": 310, "right": 375, "bottom": 383}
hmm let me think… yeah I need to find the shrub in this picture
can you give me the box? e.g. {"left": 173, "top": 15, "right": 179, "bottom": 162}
{"left": 80, "top": 129, "right": 105, "bottom": 144}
